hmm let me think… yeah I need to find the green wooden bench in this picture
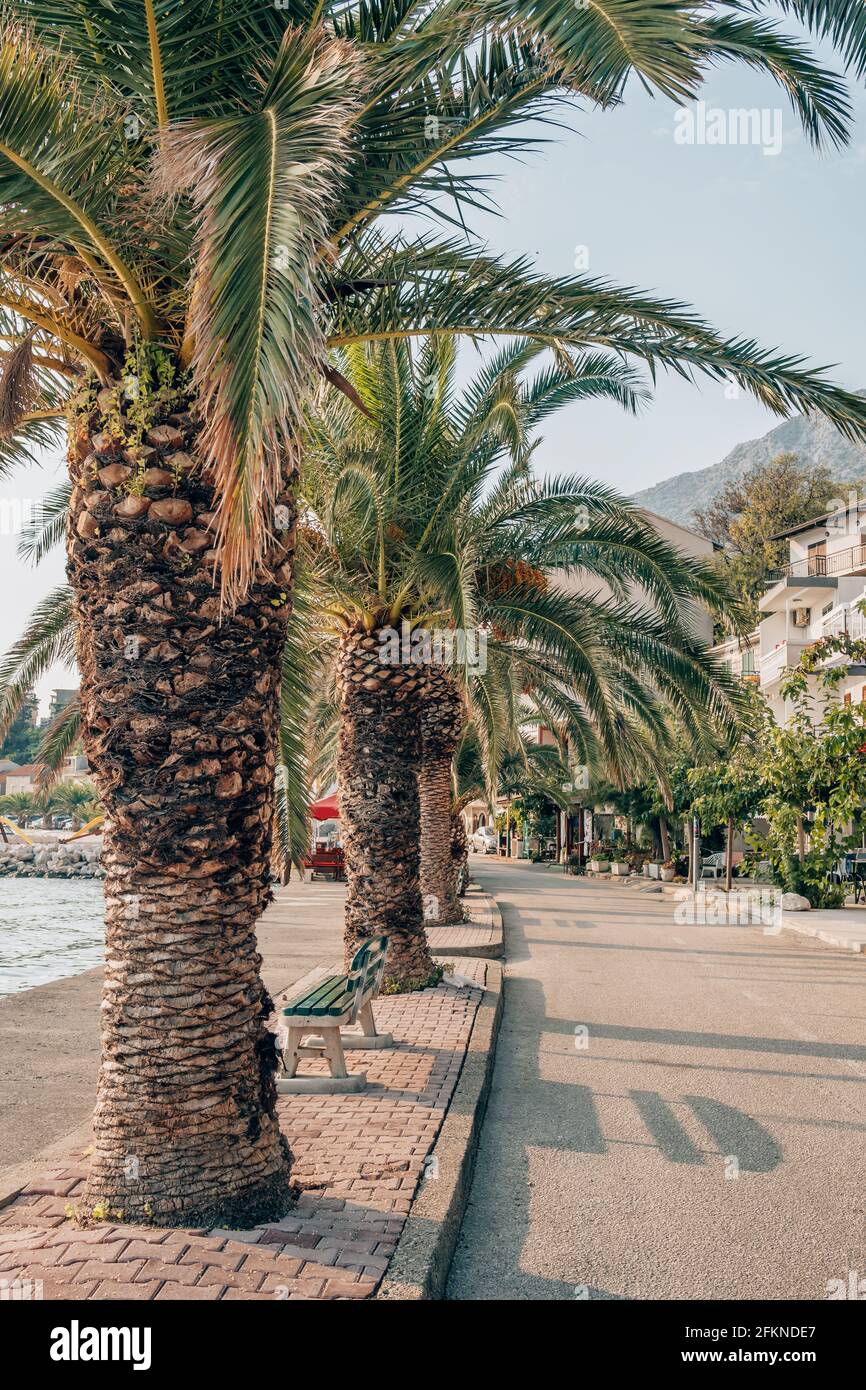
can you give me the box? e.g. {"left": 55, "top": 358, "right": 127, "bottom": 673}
{"left": 276, "top": 934, "right": 392, "bottom": 1093}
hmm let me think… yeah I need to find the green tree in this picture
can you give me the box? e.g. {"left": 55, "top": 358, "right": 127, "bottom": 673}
{"left": 695, "top": 454, "right": 840, "bottom": 619}
{"left": 300, "top": 338, "right": 747, "bottom": 973}
{"left": 0, "top": 691, "right": 40, "bottom": 763}
{"left": 755, "top": 665, "right": 866, "bottom": 906}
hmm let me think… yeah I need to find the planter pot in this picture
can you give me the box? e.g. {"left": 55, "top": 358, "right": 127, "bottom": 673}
{"left": 641, "top": 864, "right": 650, "bottom": 877}
{"left": 648, "top": 863, "right": 660, "bottom": 879}
{"left": 589, "top": 859, "right": 609, "bottom": 873}
{"left": 660, "top": 867, "right": 675, "bottom": 882}
{"left": 611, "top": 862, "right": 629, "bottom": 876}
{"left": 303, "top": 868, "right": 314, "bottom": 883}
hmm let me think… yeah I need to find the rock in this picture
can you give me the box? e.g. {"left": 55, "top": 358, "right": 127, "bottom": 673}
{"left": 780, "top": 892, "right": 811, "bottom": 911}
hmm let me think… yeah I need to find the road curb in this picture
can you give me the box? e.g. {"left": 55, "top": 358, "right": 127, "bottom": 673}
{"left": 428, "top": 885, "right": 504, "bottom": 959}
{"left": 377, "top": 956, "right": 503, "bottom": 1301}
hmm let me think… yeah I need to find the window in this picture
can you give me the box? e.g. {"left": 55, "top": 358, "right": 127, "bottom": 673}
{"left": 741, "top": 648, "right": 756, "bottom": 675}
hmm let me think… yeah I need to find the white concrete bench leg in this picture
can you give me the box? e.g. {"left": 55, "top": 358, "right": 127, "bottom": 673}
{"left": 340, "top": 999, "right": 394, "bottom": 1049}
{"left": 277, "top": 1022, "right": 368, "bottom": 1094}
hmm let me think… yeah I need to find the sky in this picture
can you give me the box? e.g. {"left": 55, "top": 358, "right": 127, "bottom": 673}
{"left": 2, "top": 50, "right": 865, "bottom": 717}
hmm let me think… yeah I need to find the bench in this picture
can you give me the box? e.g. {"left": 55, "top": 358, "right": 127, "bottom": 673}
{"left": 304, "top": 848, "right": 344, "bottom": 881}
{"left": 276, "top": 934, "right": 392, "bottom": 1094}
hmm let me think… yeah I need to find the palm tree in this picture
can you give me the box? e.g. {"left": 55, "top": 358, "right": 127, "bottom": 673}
{"left": 49, "top": 779, "right": 101, "bottom": 830}
{"left": 300, "top": 336, "right": 750, "bottom": 965}
{"left": 1, "top": 2, "right": 865, "bottom": 1222}
{"left": 0, "top": 789, "right": 37, "bottom": 826}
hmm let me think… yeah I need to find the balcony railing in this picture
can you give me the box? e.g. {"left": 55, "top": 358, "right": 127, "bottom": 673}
{"left": 821, "top": 605, "right": 866, "bottom": 640}
{"left": 772, "top": 544, "right": 866, "bottom": 581}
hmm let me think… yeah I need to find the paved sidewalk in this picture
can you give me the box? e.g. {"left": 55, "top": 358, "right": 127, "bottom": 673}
{"left": 0, "top": 960, "right": 488, "bottom": 1300}
{"left": 448, "top": 862, "right": 866, "bottom": 1301}
{"left": 428, "top": 881, "right": 503, "bottom": 958}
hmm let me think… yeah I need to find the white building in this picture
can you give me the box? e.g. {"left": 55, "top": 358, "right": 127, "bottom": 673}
{"left": 756, "top": 502, "right": 866, "bottom": 721}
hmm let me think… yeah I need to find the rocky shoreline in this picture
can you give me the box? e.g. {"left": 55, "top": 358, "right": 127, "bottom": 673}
{"left": 0, "top": 842, "right": 104, "bottom": 879}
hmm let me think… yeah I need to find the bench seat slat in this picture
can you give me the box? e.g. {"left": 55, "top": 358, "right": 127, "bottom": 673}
{"left": 282, "top": 974, "right": 351, "bottom": 1018}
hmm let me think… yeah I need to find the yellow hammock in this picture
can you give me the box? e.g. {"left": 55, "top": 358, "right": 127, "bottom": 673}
{"left": 62, "top": 814, "right": 104, "bottom": 843}
{"left": 0, "top": 815, "right": 34, "bottom": 845}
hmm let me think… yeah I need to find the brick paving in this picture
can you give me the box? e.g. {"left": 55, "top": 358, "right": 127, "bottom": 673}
{"left": 427, "top": 885, "right": 502, "bottom": 955}
{"left": 0, "top": 961, "right": 487, "bottom": 1301}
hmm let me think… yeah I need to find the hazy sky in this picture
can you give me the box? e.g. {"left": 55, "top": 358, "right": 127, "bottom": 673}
{"left": 2, "top": 56, "right": 864, "bottom": 716}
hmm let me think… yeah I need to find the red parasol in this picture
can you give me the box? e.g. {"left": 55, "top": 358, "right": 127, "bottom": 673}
{"left": 310, "top": 793, "right": 340, "bottom": 821}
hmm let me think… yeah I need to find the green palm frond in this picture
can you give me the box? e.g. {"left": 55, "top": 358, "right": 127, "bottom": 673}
{"left": 154, "top": 26, "right": 363, "bottom": 600}
{"left": 327, "top": 235, "right": 866, "bottom": 441}
{"left": 33, "top": 694, "right": 82, "bottom": 784}
{"left": 18, "top": 478, "right": 72, "bottom": 566}
{"left": 0, "top": 584, "right": 75, "bottom": 739}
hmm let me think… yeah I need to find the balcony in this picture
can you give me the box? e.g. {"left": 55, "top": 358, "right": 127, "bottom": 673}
{"left": 759, "top": 640, "right": 810, "bottom": 686}
{"left": 822, "top": 603, "right": 866, "bottom": 640}
{"left": 772, "top": 543, "right": 866, "bottom": 581}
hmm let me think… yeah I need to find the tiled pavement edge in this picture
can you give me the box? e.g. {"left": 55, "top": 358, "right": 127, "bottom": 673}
{"left": 427, "top": 881, "right": 503, "bottom": 958}
{"left": 0, "top": 930, "right": 503, "bottom": 1301}
{"left": 378, "top": 958, "right": 503, "bottom": 1300}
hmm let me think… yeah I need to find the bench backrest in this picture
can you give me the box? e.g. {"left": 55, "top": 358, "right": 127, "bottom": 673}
{"left": 344, "top": 934, "right": 389, "bottom": 1021}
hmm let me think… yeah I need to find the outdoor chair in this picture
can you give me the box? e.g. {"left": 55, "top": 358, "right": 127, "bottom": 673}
{"left": 852, "top": 851, "right": 866, "bottom": 904}
{"left": 700, "top": 852, "right": 725, "bottom": 880}
{"left": 276, "top": 934, "right": 392, "bottom": 1094}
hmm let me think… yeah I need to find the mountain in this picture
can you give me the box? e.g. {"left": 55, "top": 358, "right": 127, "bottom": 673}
{"left": 632, "top": 402, "right": 866, "bottom": 529}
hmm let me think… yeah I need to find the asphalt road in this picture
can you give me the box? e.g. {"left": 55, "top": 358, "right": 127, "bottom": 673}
{"left": 0, "top": 880, "right": 345, "bottom": 1177}
{"left": 447, "top": 861, "right": 866, "bottom": 1300}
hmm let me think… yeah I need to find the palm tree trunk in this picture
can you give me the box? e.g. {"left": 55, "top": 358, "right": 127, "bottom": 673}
{"left": 66, "top": 381, "right": 293, "bottom": 1226}
{"left": 451, "top": 810, "right": 468, "bottom": 894}
{"left": 419, "top": 669, "right": 464, "bottom": 925}
{"left": 337, "top": 627, "right": 435, "bottom": 988}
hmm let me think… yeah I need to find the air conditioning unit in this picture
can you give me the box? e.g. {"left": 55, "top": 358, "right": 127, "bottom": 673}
{"left": 792, "top": 607, "right": 811, "bottom": 628}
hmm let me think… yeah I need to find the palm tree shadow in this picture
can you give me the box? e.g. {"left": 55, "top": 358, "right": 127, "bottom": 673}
{"left": 448, "top": 911, "right": 784, "bottom": 1299}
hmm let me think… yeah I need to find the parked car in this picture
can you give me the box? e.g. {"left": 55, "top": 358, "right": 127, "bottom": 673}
{"left": 470, "top": 826, "right": 498, "bottom": 854}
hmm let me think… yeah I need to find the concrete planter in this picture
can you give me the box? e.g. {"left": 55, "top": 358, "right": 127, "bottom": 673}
{"left": 648, "top": 863, "right": 660, "bottom": 879}
{"left": 611, "top": 862, "right": 629, "bottom": 876}
{"left": 660, "top": 867, "right": 675, "bottom": 882}
{"left": 589, "top": 859, "right": 609, "bottom": 874}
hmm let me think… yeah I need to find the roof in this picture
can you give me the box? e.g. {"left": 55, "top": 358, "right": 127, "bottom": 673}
{"left": 768, "top": 506, "right": 865, "bottom": 543}
{"left": 4, "top": 764, "right": 40, "bottom": 778}
{"left": 637, "top": 507, "right": 714, "bottom": 549}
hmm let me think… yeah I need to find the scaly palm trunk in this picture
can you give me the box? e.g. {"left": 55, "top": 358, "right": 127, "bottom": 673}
{"left": 451, "top": 810, "right": 468, "bottom": 896}
{"left": 67, "top": 381, "right": 293, "bottom": 1226}
{"left": 419, "top": 669, "right": 464, "bottom": 925}
{"left": 337, "top": 628, "right": 435, "bottom": 988}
